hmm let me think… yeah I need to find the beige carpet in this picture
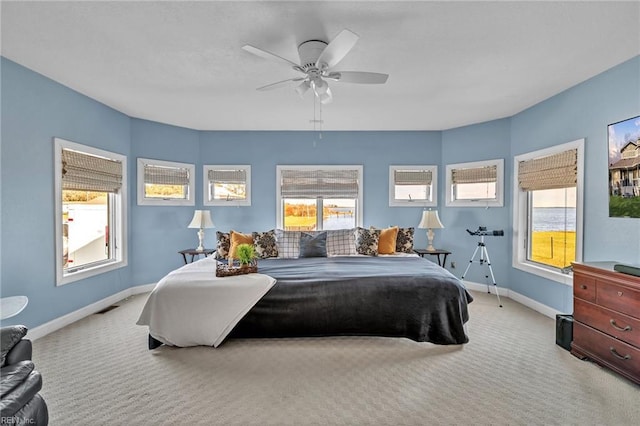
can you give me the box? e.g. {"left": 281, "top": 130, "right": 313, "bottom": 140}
{"left": 32, "top": 291, "right": 639, "bottom": 425}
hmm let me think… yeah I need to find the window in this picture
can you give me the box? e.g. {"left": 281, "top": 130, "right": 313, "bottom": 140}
{"left": 446, "top": 159, "right": 504, "bottom": 207}
{"left": 276, "top": 165, "right": 363, "bottom": 231}
{"left": 389, "top": 165, "right": 438, "bottom": 207}
{"left": 204, "top": 165, "right": 251, "bottom": 206}
{"left": 54, "top": 138, "right": 127, "bottom": 285}
{"left": 513, "top": 139, "right": 584, "bottom": 283}
{"left": 137, "top": 158, "right": 195, "bottom": 206}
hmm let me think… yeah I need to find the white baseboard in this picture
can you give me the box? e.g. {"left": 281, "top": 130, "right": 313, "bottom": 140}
{"left": 463, "top": 281, "right": 561, "bottom": 319}
{"left": 28, "top": 283, "right": 156, "bottom": 341}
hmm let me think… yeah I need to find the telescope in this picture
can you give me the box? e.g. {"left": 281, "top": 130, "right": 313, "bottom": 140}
{"left": 466, "top": 226, "right": 504, "bottom": 237}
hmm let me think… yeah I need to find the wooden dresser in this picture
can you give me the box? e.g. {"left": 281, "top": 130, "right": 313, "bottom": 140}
{"left": 571, "top": 261, "right": 640, "bottom": 385}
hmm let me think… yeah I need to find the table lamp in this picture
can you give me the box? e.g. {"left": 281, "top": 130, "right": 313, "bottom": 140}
{"left": 188, "top": 210, "right": 215, "bottom": 252}
{"left": 418, "top": 209, "right": 444, "bottom": 251}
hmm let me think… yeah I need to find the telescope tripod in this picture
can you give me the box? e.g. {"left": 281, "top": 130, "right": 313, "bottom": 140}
{"left": 461, "top": 235, "right": 502, "bottom": 307}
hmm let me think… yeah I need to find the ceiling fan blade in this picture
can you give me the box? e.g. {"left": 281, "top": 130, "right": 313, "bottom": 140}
{"left": 329, "top": 71, "right": 389, "bottom": 84}
{"left": 257, "top": 78, "right": 305, "bottom": 91}
{"left": 242, "top": 44, "right": 301, "bottom": 70}
{"left": 315, "top": 29, "right": 359, "bottom": 70}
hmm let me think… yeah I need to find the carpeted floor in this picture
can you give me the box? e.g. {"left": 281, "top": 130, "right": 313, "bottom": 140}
{"left": 32, "top": 290, "right": 639, "bottom": 425}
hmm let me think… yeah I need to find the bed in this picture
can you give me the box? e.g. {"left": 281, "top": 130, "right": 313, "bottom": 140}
{"left": 137, "top": 254, "right": 473, "bottom": 348}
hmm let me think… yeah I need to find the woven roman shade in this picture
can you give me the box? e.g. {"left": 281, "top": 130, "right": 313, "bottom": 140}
{"left": 62, "top": 148, "right": 122, "bottom": 193}
{"left": 208, "top": 169, "right": 246, "bottom": 184}
{"left": 452, "top": 165, "right": 497, "bottom": 184}
{"left": 518, "top": 149, "right": 577, "bottom": 191}
{"left": 394, "top": 170, "right": 432, "bottom": 186}
{"left": 144, "top": 163, "right": 190, "bottom": 186}
{"left": 280, "top": 169, "right": 359, "bottom": 199}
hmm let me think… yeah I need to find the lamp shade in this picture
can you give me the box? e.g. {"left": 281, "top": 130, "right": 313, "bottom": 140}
{"left": 418, "top": 209, "right": 444, "bottom": 229}
{"left": 188, "top": 210, "right": 214, "bottom": 229}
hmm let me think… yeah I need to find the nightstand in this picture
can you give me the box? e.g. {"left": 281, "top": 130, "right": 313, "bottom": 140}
{"left": 179, "top": 248, "right": 215, "bottom": 264}
{"left": 414, "top": 248, "right": 451, "bottom": 267}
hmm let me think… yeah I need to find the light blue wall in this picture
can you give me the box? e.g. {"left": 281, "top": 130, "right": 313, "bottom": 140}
{"left": 1, "top": 57, "right": 132, "bottom": 328}
{"left": 508, "top": 55, "right": 640, "bottom": 313}
{"left": 2, "top": 54, "right": 639, "bottom": 329}
{"left": 441, "top": 119, "right": 511, "bottom": 285}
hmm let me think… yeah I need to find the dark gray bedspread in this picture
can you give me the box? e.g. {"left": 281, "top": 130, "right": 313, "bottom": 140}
{"left": 229, "top": 256, "right": 473, "bottom": 345}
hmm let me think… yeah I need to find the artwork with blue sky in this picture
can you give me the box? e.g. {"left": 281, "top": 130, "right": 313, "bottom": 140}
{"left": 608, "top": 115, "right": 640, "bottom": 163}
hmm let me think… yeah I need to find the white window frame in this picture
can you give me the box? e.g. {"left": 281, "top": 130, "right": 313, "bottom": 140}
{"left": 276, "top": 165, "right": 364, "bottom": 229}
{"left": 512, "top": 139, "right": 584, "bottom": 285}
{"left": 203, "top": 165, "right": 251, "bottom": 206}
{"left": 54, "top": 138, "right": 128, "bottom": 286}
{"left": 445, "top": 159, "right": 504, "bottom": 207}
{"left": 137, "top": 158, "right": 195, "bottom": 206}
{"left": 389, "top": 165, "right": 438, "bottom": 207}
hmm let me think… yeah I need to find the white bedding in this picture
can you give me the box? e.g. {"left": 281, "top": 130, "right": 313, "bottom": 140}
{"left": 136, "top": 257, "right": 276, "bottom": 347}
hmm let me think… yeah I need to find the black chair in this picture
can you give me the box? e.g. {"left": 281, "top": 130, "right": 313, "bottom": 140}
{"left": 0, "top": 325, "right": 48, "bottom": 425}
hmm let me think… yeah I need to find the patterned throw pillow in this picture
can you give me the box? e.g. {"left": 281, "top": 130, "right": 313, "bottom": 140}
{"left": 299, "top": 232, "right": 327, "bottom": 257}
{"left": 275, "top": 229, "right": 301, "bottom": 258}
{"left": 326, "top": 228, "right": 356, "bottom": 256}
{"left": 395, "top": 227, "right": 415, "bottom": 253}
{"left": 354, "top": 227, "right": 381, "bottom": 256}
{"left": 252, "top": 230, "right": 278, "bottom": 259}
{"left": 215, "top": 231, "right": 230, "bottom": 259}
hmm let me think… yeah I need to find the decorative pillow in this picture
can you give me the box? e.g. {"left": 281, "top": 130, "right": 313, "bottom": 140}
{"left": 325, "top": 228, "right": 356, "bottom": 256}
{"left": 299, "top": 232, "right": 327, "bottom": 258}
{"left": 395, "top": 227, "right": 415, "bottom": 253}
{"left": 228, "top": 230, "right": 254, "bottom": 260}
{"left": 354, "top": 227, "right": 380, "bottom": 256}
{"left": 275, "top": 229, "right": 301, "bottom": 258}
{"left": 252, "top": 230, "right": 278, "bottom": 259}
{"left": 0, "top": 325, "right": 28, "bottom": 367}
{"left": 215, "top": 231, "right": 230, "bottom": 260}
{"left": 377, "top": 226, "right": 399, "bottom": 254}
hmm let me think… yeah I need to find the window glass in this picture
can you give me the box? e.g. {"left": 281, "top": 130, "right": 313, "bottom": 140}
{"left": 204, "top": 166, "right": 251, "bottom": 206}
{"left": 55, "top": 138, "right": 127, "bottom": 285}
{"left": 389, "top": 166, "right": 437, "bottom": 206}
{"left": 137, "top": 158, "right": 195, "bottom": 206}
{"left": 446, "top": 159, "right": 503, "bottom": 207}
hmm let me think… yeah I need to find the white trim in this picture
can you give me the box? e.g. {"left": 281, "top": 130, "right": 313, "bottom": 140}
{"left": 463, "top": 280, "right": 562, "bottom": 319}
{"left": 203, "top": 165, "right": 251, "bottom": 206}
{"left": 27, "top": 283, "right": 156, "bottom": 341}
{"left": 275, "top": 165, "right": 364, "bottom": 229}
{"left": 137, "top": 158, "right": 195, "bottom": 206}
{"left": 388, "top": 165, "right": 438, "bottom": 207}
{"left": 445, "top": 158, "right": 504, "bottom": 207}
{"left": 512, "top": 138, "right": 584, "bottom": 283}
{"left": 54, "top": 138, "right": 128, "bottom": 286}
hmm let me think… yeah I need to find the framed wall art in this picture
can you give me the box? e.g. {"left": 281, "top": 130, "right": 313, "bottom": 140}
{"left": 608, "top": 115, "right": 640, "bottom": 218}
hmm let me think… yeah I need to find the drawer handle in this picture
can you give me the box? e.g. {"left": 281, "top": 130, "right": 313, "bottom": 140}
{"left": 580, "top": 284, "right": 587, "bottom": 290}
{"left": 609, "top": 347, "right": 631, "bottom": 361}
{"left": 610, "top": 319, "right": 632, "bottom": 332}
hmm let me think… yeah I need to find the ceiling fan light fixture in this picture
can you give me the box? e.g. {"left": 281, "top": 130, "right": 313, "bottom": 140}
{"left": 295, "top": 80, "right": 311, "bottom": 98}
{"left": 319, "top": 88, "right": 333, "bottom": 105}
{"left": 312, "top": 78, "right": 328, "bottom": 95}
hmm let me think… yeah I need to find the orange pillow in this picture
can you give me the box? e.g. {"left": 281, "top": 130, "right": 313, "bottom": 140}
{"left": 228, "top": 230, "right": 254, "bottom": 261}
{"left": 378, "top": 226, "right": 399, "bottom": 254}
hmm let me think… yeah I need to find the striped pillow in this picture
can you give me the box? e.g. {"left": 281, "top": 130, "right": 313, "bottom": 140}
{"left": 326, "top": 228, "right": 356, "bottom": 256}
{"left": 275, "top": 229, "right": 301, "bottom": 258}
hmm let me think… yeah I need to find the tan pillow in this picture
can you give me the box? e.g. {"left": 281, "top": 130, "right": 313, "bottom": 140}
{"left": 378, "top": 226, "right": 399, "bottom": 254}
{"left": 228, "top": 230, "right": 254, "bottom": 261}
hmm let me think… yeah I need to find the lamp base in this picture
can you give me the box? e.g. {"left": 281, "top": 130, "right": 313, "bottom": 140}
{"left": 196, "top": 228, "right": 205, "bottom": 251}
{"left": 426, "top": 228, "right": 436, "bottom": 252}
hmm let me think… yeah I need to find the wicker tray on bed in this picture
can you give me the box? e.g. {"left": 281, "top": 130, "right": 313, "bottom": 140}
{"left": 216, "top": 260, "right": 258, "bottom": 277}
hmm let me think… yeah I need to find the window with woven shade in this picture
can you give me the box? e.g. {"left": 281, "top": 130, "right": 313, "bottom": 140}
{"left": 389, "top": 166, "right": 437, "bottom": 207}
{"left": 204, "top": 165, "right": 251, "bottom": 206}
{"left": 446, "top": 159, "right": 504, "bottom": 207}
{"left": 513, "top": 139, "right": 584, "bottom": 281}
{"left": 54, "top": 138, "right": 128, "bottom": 285}
{"left": 137, "top": 158, "right": 195, "bottom": 206}
{"left": 276, "top": 165, "right": 363, "bottom": 231}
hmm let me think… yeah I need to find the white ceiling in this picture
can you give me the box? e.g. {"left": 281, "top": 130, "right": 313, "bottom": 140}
{"left": 2, "top": 1, "right": 639, "bottom": 131}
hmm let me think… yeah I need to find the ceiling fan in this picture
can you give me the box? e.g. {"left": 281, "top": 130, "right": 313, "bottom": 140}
{"left": 242, "top": 29, "right": 389, "bottom": 104}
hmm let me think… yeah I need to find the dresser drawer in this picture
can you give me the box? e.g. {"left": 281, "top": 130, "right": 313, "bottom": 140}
{"left": 597, "top": 280, "right": 640, "bottom": 319}
{"left": 574, "top": 298, "right": 640, "bottom": 348}
{"left": 573, "top": 322, "right": 640, "bottom": 379}
{"left": 573, "top": 274, "right": 596, "bottom": 302}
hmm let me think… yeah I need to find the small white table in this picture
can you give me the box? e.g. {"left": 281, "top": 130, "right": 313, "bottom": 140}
{"left": 0, "top": 296, "right": 29, "bottom": 320}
